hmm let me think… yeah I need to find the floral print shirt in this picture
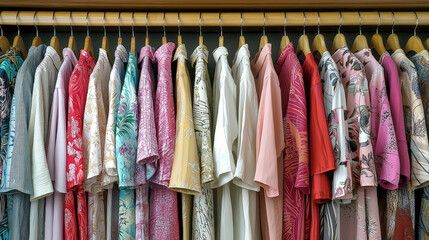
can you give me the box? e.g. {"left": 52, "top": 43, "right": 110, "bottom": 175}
{"left": 82, "top": 48, "right": 111, "bottom": 194}
{"left": 318, "top": 51, "right": 353, "bottom": 200}
{"left": 116, "top": 53, "right": 138, "bottom": 188}
{"left": 355, "top": 48, "right": 400, "bottom": 190}
{"left": 332, "top": 46, "right": 381, "bottom": 240}
{"left": 66, "top": 49, "right": 95, "bottom": 190}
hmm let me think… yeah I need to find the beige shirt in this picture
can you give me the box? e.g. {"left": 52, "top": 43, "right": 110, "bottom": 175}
{"left": 83, "top": 48, "right": 112, "bottom": 193}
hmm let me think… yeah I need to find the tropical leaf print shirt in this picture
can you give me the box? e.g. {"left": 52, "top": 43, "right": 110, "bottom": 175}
{"left": 275, "top": 42, "right": 309, "bottom": 240}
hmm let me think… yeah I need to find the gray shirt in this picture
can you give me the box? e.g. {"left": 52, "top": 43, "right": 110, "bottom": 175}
{"left": 0, "top": 44, "right": 46, "bottom": 194}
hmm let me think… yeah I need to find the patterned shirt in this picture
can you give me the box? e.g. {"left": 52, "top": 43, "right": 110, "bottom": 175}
{"left": 355, "top": 48, "right": 400, "bottom": 190}
{"left": 189, "top": 44, "right": 215, "bottom": 240}
{"left": 275, "top": 43, "right": 309, "bottom": 240}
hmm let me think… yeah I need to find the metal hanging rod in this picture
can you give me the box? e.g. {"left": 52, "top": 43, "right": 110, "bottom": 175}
{"left": 1, "top": 11, "right": 429, "bottom": 27}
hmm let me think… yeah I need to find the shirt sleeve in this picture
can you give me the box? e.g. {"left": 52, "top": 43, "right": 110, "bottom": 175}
{"left": 254, "top": 74, "right": 285, "bottom": 198}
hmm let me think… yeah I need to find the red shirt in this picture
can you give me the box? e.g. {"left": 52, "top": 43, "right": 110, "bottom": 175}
{"left": 301, "top": 53, "right": 336, "bottom": 240}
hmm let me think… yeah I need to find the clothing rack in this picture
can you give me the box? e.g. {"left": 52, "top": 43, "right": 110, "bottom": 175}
{"left": 1, "top": 11, "right": 429, "bottom": 28}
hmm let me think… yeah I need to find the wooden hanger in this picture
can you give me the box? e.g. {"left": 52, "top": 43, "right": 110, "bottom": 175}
{"left": 198, "top": 12, "right": 204, "bottom": 45}
{"left": 331, "top": 12, "right": 347, "bottom": 54}
{"left": 162, "top": 12, "right": 167, "bottom": 45}
{"left": 238, "top": 12, "right": 245, "bottom": 49}
{"left": 50, "top": 12, "right": 63, "bottom": 59}
{"left": 118, "top": 12, "right": 123, "bottom": 46}
{"left": 296, "top": 12, "right": 311, "bottom": 56}
{"left": 424, "top": 38, "right": 429, "bottom": 50}
{"left": 404, "top": 12, "right": 424, "bottom": 55}
{"left": 84, "top": 12, "right": 94, "bottom": 59}
{"left": 386, "top": 12, "right": 401, "bottom": 52}
{"left": 0, "top": 34, "right": 10, "bottom": 56}
{"left": 351, "top": 12, "right": 369, "bottom": 53}
{"left": 278, "top": 12, "right": 290, "bottom": 57}
{"left": 13, "top": 12, "right": 27, "bottom": 59}
{"left": 102, "top": 13, "right": 113, "bottom": 65}
{"left": 67, "top": 12, "right": 78, "bottom": 57}
{"left": 31, "top": 12, "right": 42, "bottom": 47}
{"left": 311, "top": 12, "right": 327, "bottom": 56}
{"left": 369, "top": 12, "right": 386, "bottom": 56}
{"left": 218, "top": 13, "right": 224, "bottom": 47}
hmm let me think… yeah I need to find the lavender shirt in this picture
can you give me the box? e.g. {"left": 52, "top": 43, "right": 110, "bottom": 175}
{"left": 355, "top": 49, "right": 400, "bottom": 189}
{"left": 380, "top": 51, "right": 410, "bottom": 187}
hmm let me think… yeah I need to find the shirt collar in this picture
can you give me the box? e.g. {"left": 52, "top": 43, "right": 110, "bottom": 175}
{"left": 173, "top": 44, "right": 188, "bottom": 61}
{"left": 62, "top": 48, "right": 78, "bottom": 67}
{"left": 190, "top": 44, "right": 209, "bottom": 67}
{"left": 212, "top": 46, "right": 228, "bottom": 63}
{"left": 115, "top": 45, "right": 129, "bottom": 63}
{"left": 138, "top": 45, "right": 155, "bottom": 64}
{"left": 45, "top": 46, "right": 63, "bottom": 70}
{"left": 79, "top": 49, "right": 96, "bottom": 69}
{"left": 251, "top": 43, "right": 272, "bottom": 75}
{"left": 331, "top": 46, "right": 350, "bottom": 63}
{"left": 155, "top": 42, "right": 176, "bottom": 61}
{"left": 232, "top": 44, "right": 250, "bottom": 73}
{"left": 275, "top": 42, "right": 294, "bottom": 72}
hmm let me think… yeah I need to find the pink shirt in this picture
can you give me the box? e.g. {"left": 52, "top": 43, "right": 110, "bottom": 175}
{"left": 380, "top": 51, "right": 410, "bottom": 187}
{"left": 355, "top": 49, "right": 400, "bottom": 190}
{"left": 45, "top": 47, "right": 77, "bottom": 240}
{"left": 251, "top": 43, "right": 285, "bottom": 240}
{"left": 275, "top": 43, "right": 310, "bottom": 240}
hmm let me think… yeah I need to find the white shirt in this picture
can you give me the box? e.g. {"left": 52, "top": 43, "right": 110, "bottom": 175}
{"left": 28, "top": 46, "right": 62, "bottom": 240}
{"left": 212, "top": 46, "right": 237, "bottom": 240}
{"left": 231, "top": 44, "right": 261, "bottom": 240}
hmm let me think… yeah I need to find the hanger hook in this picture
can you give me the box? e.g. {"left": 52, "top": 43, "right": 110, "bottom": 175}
{"left": 16, "top": 11, "right": 20, "bottom": 36}
{"left": 199, "top": 12, "right": 202, "bottom": 37}
{"left": 283, "top": 12, "right": 287, "bottom": 36}
{"left": 52, "top": 11, "right": 56, "bottom": 36}
{"left": 177, "top": 12, "right": 181, "bottom": 36}
{"left": 303, "top": 12, "right": 306, "bottom": 35}
{"left": 103, "top": 12, "right": 107, "bottom": 37}
{"left": 70, "top": 11, "right": 73, "bottom": 37}
{"left": 163, "top": 12, "right": 166, "bottom": 39}
{"left": 376, "top": 12, "right": 380, "bottom": 34}
{"left": 33, "top": 11, "right": 39, "bottom": 37}
{"left": 131, "top": 12, "right": 135, "bottom": 38}
{"left": 338, "top": 12, "right": 342, "bottom": 34}
{"left": 263, "top": 12, "right": 266, "bottom": 36}
{"left": 118, "top": 12, "right": 121, "bottom": 39}
{"left": 317, "top": 12, "right": 320, "bottom": 35}
{"left": 358, "top": 12, "right": 362, "bottom": 35}
{"left": 414, "top": 12, "right": 418, "bottom": 36}
{"left": 146, "top": 12, "right": 149, "bottom": 39}
{"left": 219, "top": 12, "right": 223, "bottom": 37}
{"left": 240, "top": 12, "right": 243, "bottom": 37}
{"left": 86, "top": 12, "right": 89, "bottom": 37}
{"left": 391, "top": 12, "right": 395, "bottom": 34}
{"left": 0, "top": 11, "right": 3, "bottom": 37}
